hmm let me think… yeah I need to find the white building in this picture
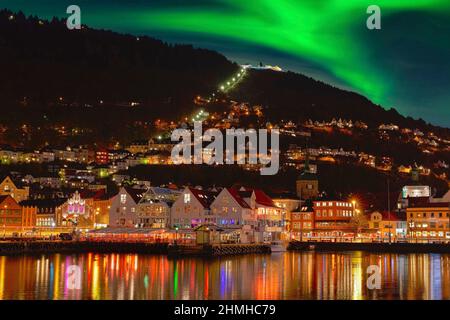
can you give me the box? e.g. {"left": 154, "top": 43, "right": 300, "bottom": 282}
{"left": 136, "top": 187, "right": 181, "bottom": 228}
{"left": 109, "top": 187, "right": 146, "bottom": 227}
{"left": 170, "top": 187, "right": 217, "bottom": 229}
{"left": 210, "top": 188, "right": 256, "bottom": 243}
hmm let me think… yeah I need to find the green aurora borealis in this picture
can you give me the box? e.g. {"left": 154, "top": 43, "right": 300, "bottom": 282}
{"left": 2, "top": 0, "right": 450, "bottom": 126}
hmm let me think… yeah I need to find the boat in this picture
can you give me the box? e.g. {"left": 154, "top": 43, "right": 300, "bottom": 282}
{"left": 270, "top": 240, "right": 287, "bottom": 253}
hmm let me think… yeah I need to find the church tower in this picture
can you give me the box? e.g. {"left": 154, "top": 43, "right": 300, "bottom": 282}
{"left": 296, "top": 149, "right": 319, "bottom": 200}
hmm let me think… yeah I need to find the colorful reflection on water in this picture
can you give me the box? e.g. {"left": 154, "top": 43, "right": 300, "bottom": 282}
{"left": 0, "top": 251, "right": 450, "bottom": 299}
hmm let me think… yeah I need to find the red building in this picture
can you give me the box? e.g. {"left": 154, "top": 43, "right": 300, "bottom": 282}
{"left": 95, "top": 149, "right": 109, "bottom": 164}
{"left": 0, "top": 195, "right": 36, "bottom": 234}
{"left": 290, "top": 201, "right": 314, "bottom": 240}
{"left": 291, "top": 200, "right": 357, "bottom": 240}
{"left": 312, "top": 200, "right": 356, "bottom": 238}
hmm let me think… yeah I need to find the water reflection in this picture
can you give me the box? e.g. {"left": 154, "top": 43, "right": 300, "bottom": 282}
{"left": 0, "top": 252, "right": 450, "bottom": 299}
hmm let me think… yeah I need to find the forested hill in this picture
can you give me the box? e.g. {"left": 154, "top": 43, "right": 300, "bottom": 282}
{"left": 230, "top": 69, "right": 449, "bottom": 134}
{"left": 0, "top": 9, "right": 238, "bottom": 107}
{"left": 0, "top": 9, "right": 447, "bottom": 136}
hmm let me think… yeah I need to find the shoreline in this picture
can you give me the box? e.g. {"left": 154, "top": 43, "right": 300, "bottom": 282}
{"left": 0, "top": 241, "right": 270, "bottom": 256}
{"left": 289, "top": 241, "right": 450, "bottom": 254}
{"left": 3, "top": 240, "right": 450, "bottom": 256}
{"left": 0, "top": 240, "right": 168, "bottom": 255}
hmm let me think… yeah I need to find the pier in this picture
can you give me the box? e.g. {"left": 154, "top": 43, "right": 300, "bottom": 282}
{"left": 0, "top": 240, "right": 270, "bottom": 256}
{"left": 168, "top": 243, "right": 271, "bottom": 257}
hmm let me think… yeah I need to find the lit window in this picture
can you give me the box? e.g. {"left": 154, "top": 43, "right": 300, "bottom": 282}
{"left": 184, "top": 193, "right": 191, "bottom": 204}
{"left": 120, "top": 194, "right": 127, "bottom": 204}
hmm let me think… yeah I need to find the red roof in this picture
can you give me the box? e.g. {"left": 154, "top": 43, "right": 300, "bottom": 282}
{"left": 227, "top": 188, "right": 251, "bottom": 208}
{"left": 252, "top": 189, "right": 277, "bottom": 207}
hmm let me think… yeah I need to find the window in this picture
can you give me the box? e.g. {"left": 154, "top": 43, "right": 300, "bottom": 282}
{"left": 184, "top": 193, "right": 190, "bottom": 204}
{"left": 120, "top": 194, "right": 127, "bottom": 204}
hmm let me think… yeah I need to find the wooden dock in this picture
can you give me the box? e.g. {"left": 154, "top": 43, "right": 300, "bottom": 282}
{"left": 168, "top": 243, "right": 271, "bottom": 257}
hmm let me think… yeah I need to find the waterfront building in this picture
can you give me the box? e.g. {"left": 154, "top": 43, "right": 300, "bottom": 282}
{"left": 407, "top": 201, "right": 450, "bottom": 241}
{"left": 210, "top": 188, "right": 256, "bottom": 243}
{"left": 170, "top": 187, "right": 218, "bottom": 229}
{"left": 312, "top": 200, "right": 356, "bottom": 239}
{"left": 58, "top": 190, "right": 91, "bottom": 228}
{"left": 290, "top": 200, "right": 314, "bottom": 240}
{"left": 21, "top": 204, "right": 37, "bottom": 229}
{"left": 250, "top": 189, "right": 284, "bottom": 242}
{"left": 0, "top": 176, "right": 29, "bottom": 202}
{"left": 0, "top": 195, "right": 32, "bottom": 233}
{"left": 109, "top": 187, "right": 146, "bottom": 228}
{"left": 20, "top": 198, "right": 65, "bottom": 228}
{"left": 88, "top": 190, "right": 113, "bottom": 229}
{"left": 136, "top": 187, "right": 181, "bottom": 228}
{"left": 58, "top": 189, "right": 112, "bottom": 229}
{"left": 271, "top": 192, "right": 301, "bottom": 234}
{"left": 368, "top": 211, "right": 407, "bottom": 241}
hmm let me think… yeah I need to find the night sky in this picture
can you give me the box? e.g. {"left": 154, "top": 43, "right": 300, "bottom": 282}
{"left": 2, "top": 0, "right": 449, "bottom": 127}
